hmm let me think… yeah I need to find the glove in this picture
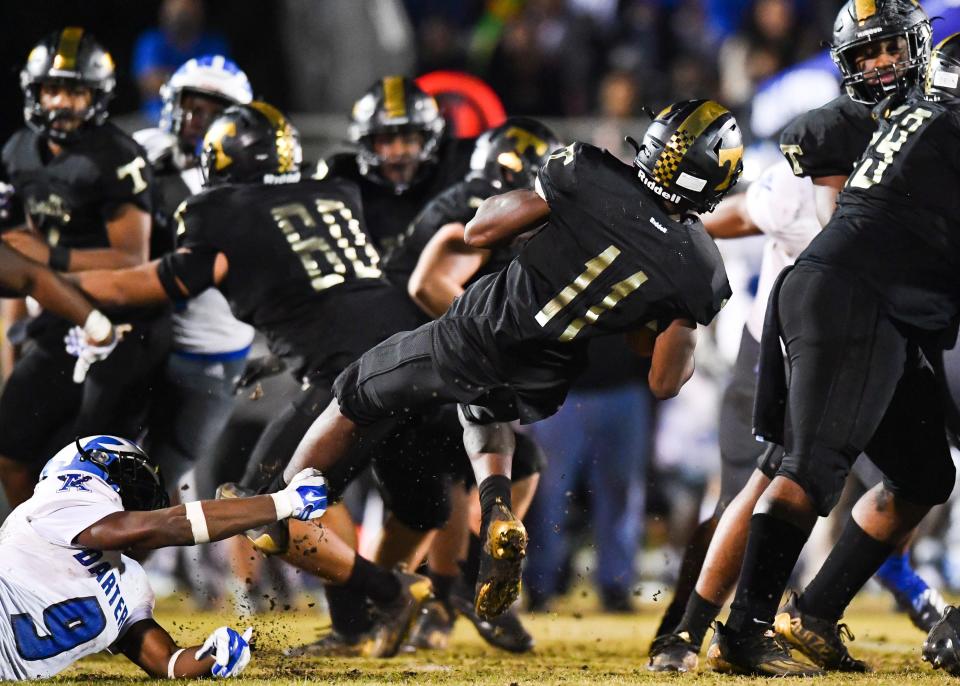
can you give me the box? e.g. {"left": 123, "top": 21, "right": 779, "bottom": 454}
{"left": 195, "top": 626, "right": 253, "bottom": 678}
{"left": 64, "top": 322, "right": 131, "bottom": 383}
{"left": 236, "top": 353, "right": 287, "bottom": 391}
{"left": 271, "top": 468, "right": 328, "bottom": 521}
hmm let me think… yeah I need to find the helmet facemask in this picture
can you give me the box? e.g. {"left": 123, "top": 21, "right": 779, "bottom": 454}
{"left": 75, "top": 437, "right": 168, "bottom": 512}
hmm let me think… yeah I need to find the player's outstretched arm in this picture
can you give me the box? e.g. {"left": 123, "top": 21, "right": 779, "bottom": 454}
{"left": 701, "top": 193, "right": 761, "bottom": 240}
{"left": 117, "top": 619, "right": 252, "bottom": 679}
{"left": 0, "top": 243, "right": 97, "bottom": 329}
{"left": 464, "top": 189, "right": 550, "bottom": 248}
{"left": 74, "top": 469, "right": 327, "bottom": 553}
{"left": 408, "top": 222, "right": 490, "bottom": 318}
{"left": 645, "top": 318, "right": 698, "bottom": 399}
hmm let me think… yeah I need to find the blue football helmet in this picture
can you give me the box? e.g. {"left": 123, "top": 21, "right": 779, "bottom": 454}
{"left": 40, "top": 435, "right": 168, "bottom": 511}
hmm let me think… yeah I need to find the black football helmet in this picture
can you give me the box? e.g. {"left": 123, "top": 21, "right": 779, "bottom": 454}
{"left": 633, "top": 99, "right": 743, "bottom": 214}
{"left": 348, "top": 76, "right": 446, "bottom": 191}
{"left": 20, "top": 27, "right": 116, "bottom": 144}
{"left": 831, "top": 0, "right": 931, "bottom": 105}
{"left": 39, "top": 436, "right": 168, "bottom": 511}
{"left": 469, "top": 117, "right": 561, "bottom": 191}
{"left": 200, "top": 101, "right": 303, "bottom": 186}
{"left": 925, "top": 33, "right": 960, "bottom": 101}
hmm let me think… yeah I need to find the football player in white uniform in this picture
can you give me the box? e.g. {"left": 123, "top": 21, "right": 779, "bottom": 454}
{"left": 0, "top": 435, "right": 327, "bottom": 680}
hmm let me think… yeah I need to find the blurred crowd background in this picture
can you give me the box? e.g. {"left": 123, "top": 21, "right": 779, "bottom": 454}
{"left": 3, "top": 0, "right": 960, "bottom": 614}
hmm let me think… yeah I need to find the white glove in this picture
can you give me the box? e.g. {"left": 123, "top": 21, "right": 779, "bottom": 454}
{"left": 64, "top": 320, "right": 130, "bottom": 383}
{"left": 195, "top": 626, "right": 253, "bottom": 678}
{"left": 271, "top": 468, "right": 328, "bottom": 521}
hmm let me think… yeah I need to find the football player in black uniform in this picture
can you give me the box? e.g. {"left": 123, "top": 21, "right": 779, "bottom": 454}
{"left": 393, "top": 118, "right": 559, "bottom": 652}
{"left": 710, "top": 32, "right": 960, "bottom": 677}
{"left": 648, "top": 0, "right": 939, "bottom": 673}
{"left": 277, "top": 99, "right": 740, "bottom": 621}
{"left": 0, "top": 28, "right": 171, "bottom": 507}
{"left": 314, "top": 75, "right": 474, "bottom": 256}
{"left": 75, "top": 101, "right": 492, "bottom": 657}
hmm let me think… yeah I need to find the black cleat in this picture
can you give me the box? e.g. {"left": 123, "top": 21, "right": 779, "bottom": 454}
{"left": 283, "top": 629, "right": 376, "bottom": 657}
{"left": 368, "top": 568, "right": 434, "bottom": 657}
{"left": 923, "top": 605, "right": 960, "bottom": 675}
{"left": 709, "top": 620, "right": 822, "bottom": 676}
{"left": 476, "top": 497, "right": 528, "bottom": 620}
{"left": 216, "top": 482, "right": 290, "bottom": 555}
{"left": 451, "top": 589, "right": 534, "bottom": 653}
{"left": 647, "top": 631, "right": 699, "bottom": 672}
{"left": 774, "top": 591, "right": 868, "bottom": 672}
{"left": 403, "top": 598, "right": 455, "bottom": 652}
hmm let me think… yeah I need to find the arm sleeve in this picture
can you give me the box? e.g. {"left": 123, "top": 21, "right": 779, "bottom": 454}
{"left": 155, "top": 196, "right": 221, "bottom": 298}
{"left": 98, "top": 137, "right": 154, "bottom": 220}
{"left": 535, "top": 142, "right": 584, "bottom": 207}
{"left": 26, "top": 477, "right": 123, "bottom": 547}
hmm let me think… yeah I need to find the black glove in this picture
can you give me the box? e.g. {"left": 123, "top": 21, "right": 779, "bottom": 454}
{"left": 236, "top": 353, "right": 287, "bottom": 391}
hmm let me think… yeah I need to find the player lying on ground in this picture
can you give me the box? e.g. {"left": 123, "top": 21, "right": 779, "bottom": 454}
{"left": 0, "top": 435, "right": 326, "bottom": 680}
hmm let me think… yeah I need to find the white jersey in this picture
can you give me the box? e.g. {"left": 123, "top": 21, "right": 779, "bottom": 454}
{"left": 743, "top": 159, "right": 821, "bottom": 342}
{"left": 134, "top": 128, "right": 256, "bottom": 357}
{"left": 0, "top": 471, "right": 153, "bottom": 680}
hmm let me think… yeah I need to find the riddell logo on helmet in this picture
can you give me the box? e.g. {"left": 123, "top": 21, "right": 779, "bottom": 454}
{"left": 857, "top": 27, "right": 884, "bottom": 38}
{"left": 637, "top": 168, "right": 683, "bottom": 205}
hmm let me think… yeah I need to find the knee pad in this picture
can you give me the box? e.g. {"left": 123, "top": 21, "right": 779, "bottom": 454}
{"left": 458, "top": 405, "right": 515, "bottom": 457}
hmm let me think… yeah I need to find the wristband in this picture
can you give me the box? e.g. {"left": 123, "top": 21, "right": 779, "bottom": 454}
{"left": 82, "top": 310, "right": 113, "bottom": 343}
{"left": 167, "top": 647, "right": 185, "bottom": 679}
{"left": 270, "top": 491, "right": 294, "bottom": 520}
{"left": 48, "top": 245, "right": 70, "bottom": 271}
{"left": 184, "top": 501, "right": 210, "bottom": 544}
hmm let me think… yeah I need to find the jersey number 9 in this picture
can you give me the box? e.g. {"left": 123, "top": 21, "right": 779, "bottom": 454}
{"left": 11, "top": 596, "right": 106, "bottom": 661}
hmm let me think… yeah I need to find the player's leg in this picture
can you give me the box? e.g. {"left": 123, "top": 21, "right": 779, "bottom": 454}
{"left": 714, "top": 265, "right": 908, "bottom": 676}
{"left": 779, "top": 356, "right": 954, "bottom": 669}
{"left": 0, "top": 342, "right": 80, "bottom": 506}
{"left": 654, "top": 327, "right": 766, "bottom": 638}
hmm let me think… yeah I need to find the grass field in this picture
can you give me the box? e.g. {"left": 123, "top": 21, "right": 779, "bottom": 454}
{"left": 39, "top": 593, "right": 952, "bottom": 685}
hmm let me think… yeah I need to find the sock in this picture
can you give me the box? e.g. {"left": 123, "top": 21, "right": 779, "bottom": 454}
{"left": 343, "top": 555, "right": 401, "bottom": 607}
{"left": 462, "top": 534, "right": 482, "bottom": 587}
{"left": 726, "top": 513, "right": 810, "bottom": 633}
{"left": 325, "top": 584, "right": 374, "bottom": 636}
{"left": 655, "top": 515, "right": 719, "bottom": 638}
{"left": 799, "top": 520, "right": 895, "bottom": 623}
{"left": 478, "top": 475, "right": 512, "bottom": 533}
{"left": 675, "top": 591, "right": 722, "bottom": 649}
{"left": 875, "top": 552, "right": 930, "bottom": 608}
{"left": 428, "top": 569, "right": 457, "bottom": 604}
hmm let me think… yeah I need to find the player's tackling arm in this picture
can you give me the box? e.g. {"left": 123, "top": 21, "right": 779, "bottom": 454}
{"left": 408, "top": 222, "right": 491, "bottom": 317}
{"left": 701, "top": 193, "right": 762, "bottom": 240}
{"left": 645, "top": 318, "right": 698, "bottom": 399}
{"left": 0, "top": 243, "right": 96, "bottom": 328}
{"left": 74, "top": 250, "right": 229, "bottom": 308}
{"left": 464, "top": 189, "right": 550, "bottom": 248}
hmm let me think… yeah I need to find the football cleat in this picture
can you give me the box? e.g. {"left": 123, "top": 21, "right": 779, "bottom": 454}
{"left": 923, "top": 605, "right": 960, "bottom": 675}
{"left": 709, "top": 621, "right": 822, "bottom": 676}
{"left": 283, "top": 629, "right": 375, "bottom": 658}
{"left": 475, "top": 497, "right": 528, "bottom": 620}
{"left": 215, "top": 482, "right": 289, "bottom": 555}
{"left": 774, "top": 592, "right": 868, "bottom": 672}
{"left": 403, "top": 598, "right": 455, "bottom": 652}
{"left": 647, "top": 631, "right": 699, "bottom": 672}
{"left": 901, "top": 587, "right": 948, "bottom": 633}
{"left": 368, "top": 568, "right": 434, "bottom": 658}
{"left": 451, "top": 588, "right": 534, "bottom": 653}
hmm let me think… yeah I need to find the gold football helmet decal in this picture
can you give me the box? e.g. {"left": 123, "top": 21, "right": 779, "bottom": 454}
{"left": 716, "top": 144, "right": 743, "bottom": 191}
{"left": 204, "top": 119, "right": 237, "bottom": 171}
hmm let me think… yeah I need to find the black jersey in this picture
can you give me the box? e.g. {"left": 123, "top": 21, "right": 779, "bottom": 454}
{"left": 2, "top": 123, "right": 153, "bottom": 249}
{"left": 161, "top": 178, "right": 423, "bottom": 380}
{"left": 779, "top": 95, "right": 875, "bottom": 179}
{"left": 799, "top": 97, "right": 960, "bottom": 336}
{"left": 382, "top": 175, "right": 514, "bottom": 288}
{"left": 315, "top": 137, "right": 474, "bottom": 254}
{"left": 431, "top": 142, "right": 730, "bottom": 422}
